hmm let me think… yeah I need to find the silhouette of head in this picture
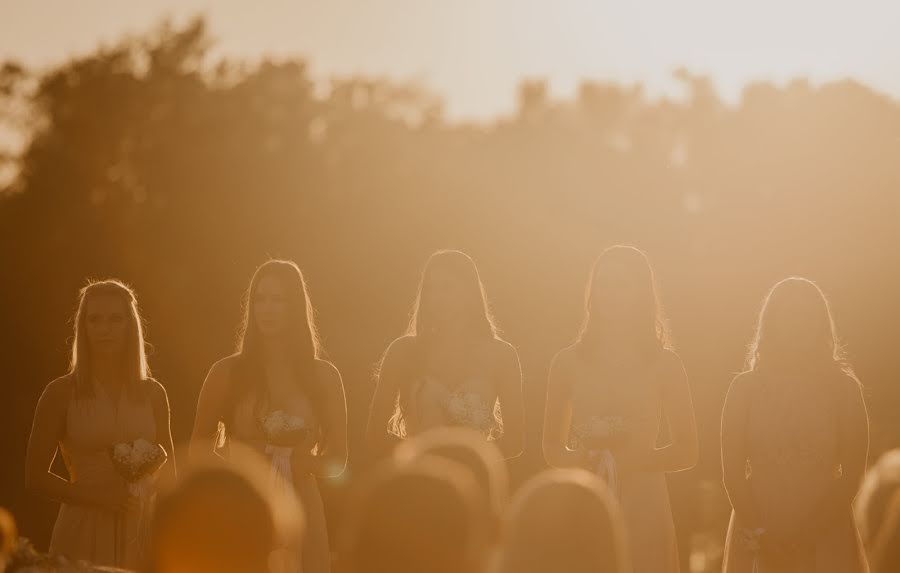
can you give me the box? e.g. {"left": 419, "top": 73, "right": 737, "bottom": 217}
{"left": 395, "top": 428, "right": 508, "bottom": 544}
{"left": 748, "top": 277, "right": 845, "bottom": 372}
{"left": 578, "top": 245, "right": 669, "bottom": 357}
{"left": 409, "top": 250, "right": 497, "bottom": 340}
{"left": 240, "top": 259, "right": 320, "bottom": 347}
{"left": 148, "top": 447, "right": 303, "bottom": 573}
{"left": 69, "top": 279, "right": 150, "bottom": 398}
{"left": 343, "top": 458, "right": 482, "bottom": 573}
{"left": 496, "top": 469, "right": 628, "bottom": 573}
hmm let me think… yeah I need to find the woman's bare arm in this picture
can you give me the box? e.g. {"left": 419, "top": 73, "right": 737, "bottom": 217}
{"left": 543, "top": 348, "right": 587, "bottom": 469}
{"left": 721, "top": 372, "right": 763, "bottom": 529}
{"left": 493, "top": 340, "right": 525, "bottom": 459}
{"left": 365, "top": 336, "right": 413, "bottom": 458}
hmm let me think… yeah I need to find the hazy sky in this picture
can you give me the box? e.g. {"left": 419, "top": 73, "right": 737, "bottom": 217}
{"left": 2, "top": 0, "right": 899, "bottom": 120}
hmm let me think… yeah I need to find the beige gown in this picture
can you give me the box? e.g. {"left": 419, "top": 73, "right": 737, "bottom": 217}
{"left": 569, "top": 359, "right": 681, "bottom": 573}
{"left": 230, "top": 393, "right": 331, "bottom": 573}
{"left": 722, "top": 372, "right": 868, "bottom": 573}
{"left": 49, "top": 381, "right": 156, "bottom": 569}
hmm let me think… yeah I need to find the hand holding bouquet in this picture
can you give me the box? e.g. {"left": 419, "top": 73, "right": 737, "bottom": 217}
{"left": 260, "top": 411, "right": 311, "bottom": 500}
{"left": 260, "top": 411, "right": 310, "bottom": 448}
{"left": 445, "top": 392, "right": 494, "bottom": 433}
{"left": 6, "top": 537, "right": 116, "bottom": 572}
{"left": 109, "top": 438, "right": 166, "bottom": 558}
{"left": 109, "top": 439, "right": 167, "bottom": 485}
{"left": 573, "top": 416, "right": 630, "bottom": 451}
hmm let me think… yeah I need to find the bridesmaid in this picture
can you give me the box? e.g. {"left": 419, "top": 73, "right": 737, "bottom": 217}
{"left": 366, "top": 250, "right": 524, "bottom": 459}
{"left": 191, "top": 259, "right": 347, "bottom": 573}
{"left": 543, "top": 245, "right": 697, "bottom": 573}
{"left": 721, "top": 277, "right": 868, "bottom": 573}
{"left": 25, "top": 280, "right": 175, "bottom": 569}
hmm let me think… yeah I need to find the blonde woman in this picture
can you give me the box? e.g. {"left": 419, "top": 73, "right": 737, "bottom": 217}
{"left": 25, "top": 280, "right": 175, "bottom": 568}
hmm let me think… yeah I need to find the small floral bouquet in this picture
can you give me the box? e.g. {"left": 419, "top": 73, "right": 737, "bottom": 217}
{"left": 444, "top": 392, "right": 495, "bottom": 434}
{"left": 571, "top": 415, "right": 628, "bottom": 446}
{"left": 6, "top": 537, "right": 117, "bottom": 572}
{"left": 110, "top": 439, "right": 167, "bottom": 485}
{"left": 571, "top": 416, "right": 629, "bottom": 449}
{"left": 109, "top": 439, "right": 166, "bottom": 558}
{"left": 259, "top": 410, "right": 310, "bottom": 448}
{"left": 570, "top": 416, "right": 630, "bottom": 498}
{"left": 259, "top": 411, "right": 311, "bottom": 501}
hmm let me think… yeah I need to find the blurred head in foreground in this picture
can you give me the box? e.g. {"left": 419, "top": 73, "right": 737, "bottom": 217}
{"left": 857, "top": 449, "right": 900, "bottom": 552}
{"left": 0, "top": 507, "right": 16, "bottom": 570}
{"left": 342, "top": 457, "right": 482, "bottom": 573}
{"left": 871, "top": 491, "right": 900, "bottom": 573}
{"left": 395, "top": 427, "right": 508, "bottom": 539}
{"left": 496, "top": 469, "right": 628, "bottom": 573}
{"left": 147, "top": 443, "right": 303, "bottom": 573}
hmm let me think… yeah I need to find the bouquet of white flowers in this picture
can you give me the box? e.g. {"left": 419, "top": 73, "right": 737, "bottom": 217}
{"left": 109, "top": 439, "right": 167, "bottom": 484}
{"left": 259, "top": 410, "right": 310, "bottom": 448}
{"left": 444, "top": 392, "right": 495, "bottom": 434}
{"left": 259, "top": 411, "right": 311, "bottom": 506}
{"left": 109, "top": 439, "right": 166, "bottom": 559}
{"left": 6, "top": 537, "right": 125, "bottom": 573}
{"left": 571, "top": 415, "right": 628, "bottom": 447}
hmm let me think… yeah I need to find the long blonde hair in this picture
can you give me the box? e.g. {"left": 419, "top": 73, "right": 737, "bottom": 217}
{"left": 69, "top": 279, "right": 151, "bottom": 399}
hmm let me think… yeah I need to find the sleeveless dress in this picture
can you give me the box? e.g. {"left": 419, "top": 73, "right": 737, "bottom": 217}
{"left": 49, "top": 381, "right": 157, "bottom": 569}
{"left": 569, "top": 360, "right": 680, "bottom": 573}
{"left": 722, "top": 372, "right": 868, "bottom": 573}
{"left": 409, "top": 375, "right": 499, "bottom": 437}
{"left": 230, "top": 393, "right": 331, "bottom": 573}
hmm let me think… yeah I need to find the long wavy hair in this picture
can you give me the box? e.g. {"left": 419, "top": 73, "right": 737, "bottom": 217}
{"left": 69, "top": 279, "right": 151, "bottom": 400}
{"left": 575, "top": 245, "right": 671, "bottom": 360}
{"left": 388, "top": 250, "right": 501, "bottom": 438}
{"left": 226, "top": 260, "right": 326, "bottom": 441}
{"left": 745, "top": 277, "right": 853, "bottom": 376}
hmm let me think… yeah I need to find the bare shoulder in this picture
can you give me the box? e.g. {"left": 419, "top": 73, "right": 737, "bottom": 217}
{"left": 381, "top": 334, "right": 417, "bottom": 368}
{"left": 834, "top": 370, "right": 865, "bottom": 402}
{"left": 39, "top": 375, "right": 75, "bottom": 409}
{"left": 314, "top": 359, "right": 343, "bottom": 387}
{"left": 725, "top": 370, "right": 757, "bottom": 402}
{"left": 210, "top": 353, "right": 240, "bottom": 377}
{"left": 489, "top": 338, "right": 520, "bottom": 366}
{"left": 551, "top": 343, "right": 579, "bottom": 372}
{"left": 656, "top": 348, "right": 685, "bottom": 374}
{"left": 386, "top": 334, "right": 417, "bottom": 357}
{"left": 145, "top": 378, "right": 170, "bottom": 407}
{"left": 203, "top": 353, "right": 240, "bottom": 387}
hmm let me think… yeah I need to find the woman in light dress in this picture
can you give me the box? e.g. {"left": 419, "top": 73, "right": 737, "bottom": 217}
{"left": 192, "top": 260, "right": 347, "bottom": 573}
{"left": 721, "top": 277, "right": 869, "bottom": 573}
{"left": 543, "top": 245, "right": 698, "bottom": 573}
{"left": 366, "top": 250, "right": 524, "bottom": 459}
{"left": 25, "top": 280, "right": 176, "bottom": 569}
